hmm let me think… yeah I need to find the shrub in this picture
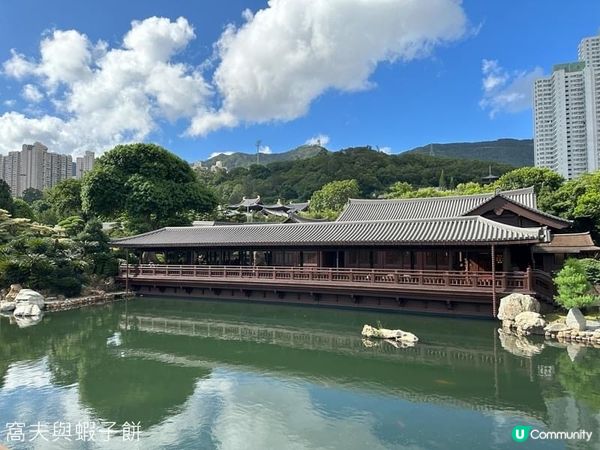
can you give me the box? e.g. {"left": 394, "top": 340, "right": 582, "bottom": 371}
{"left": 578, "top": 258, "right": 600, "bottom": 285}
{"left": 554, "top": 260, "right": 598, "bottom": 309}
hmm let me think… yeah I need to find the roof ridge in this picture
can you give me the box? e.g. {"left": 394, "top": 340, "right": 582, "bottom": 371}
{"left": 346, "top": 186, "right": 534, "bottom": 204}
{"left": 110, "top": 227, "right": 167, "bottom": 242}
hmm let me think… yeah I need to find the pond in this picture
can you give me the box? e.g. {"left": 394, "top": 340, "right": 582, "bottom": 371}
{"left": 0, "top": 298, "right": 599, "bottom": 449}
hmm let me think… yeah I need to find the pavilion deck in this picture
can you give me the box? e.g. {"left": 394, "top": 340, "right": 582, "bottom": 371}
{"left": 118, "top": 264, "right": 555, "bottom": 317}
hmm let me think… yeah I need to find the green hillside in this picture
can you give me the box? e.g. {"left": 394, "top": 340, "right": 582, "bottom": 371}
{"left": 202, "top": 144, "right": 326, "bottom": 169}
{"left": 407, "top": 138, "right": 533, "bottom": 167}
{"left": 200, "top": 146, "right": 515, "bottom": 204}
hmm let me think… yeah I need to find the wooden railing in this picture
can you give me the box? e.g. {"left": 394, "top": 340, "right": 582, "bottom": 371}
{"left": 119, "top": 264, "right": 552, "bottom": 296}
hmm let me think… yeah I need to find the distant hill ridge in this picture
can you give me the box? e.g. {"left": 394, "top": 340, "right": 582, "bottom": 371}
{"left": 202, "top": 145, "right": 326, "bottom": 170}
{"left": 407, "top": 138, "right": 533, "bottom": 167}
{"left": 200, "top": 138, "right": 533, "bottom": 170}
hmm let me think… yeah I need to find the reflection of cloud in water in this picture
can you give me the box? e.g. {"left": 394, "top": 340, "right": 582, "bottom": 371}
{"left": 3, "top": 358, "right": 53, "bottom": 391}
{"left": 1, "top": 358, "right": 581, "bottom": 450}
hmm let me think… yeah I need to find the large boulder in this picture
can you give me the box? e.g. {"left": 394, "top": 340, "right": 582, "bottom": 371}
{"left": 514, "top": 311, "right": 547, "bottom": 335}
{"left": 14, "top": 315, "right": 43, "bottom": 328}
{"left": 13, "top": 303, "right": 42, "bottom": 317}
{"left": 545, "top": 321, "right": 571, "bottom": 333}
{"left": 4, "top": 284, "right": 22, "bottom": 302}
{"left": 566, "top": 308, "right": 586, "bottom": 332}
{"left": 497, "top": 293, "right": 540, "bottom": 321}
{"left": 0, "top": 301, "right": 16, "bottom": 313}
{"left": 14, "top": 289, "right": 45, "bottom": 309}
{"left": 361, "top": 324, "right": 418, "bottom": 343}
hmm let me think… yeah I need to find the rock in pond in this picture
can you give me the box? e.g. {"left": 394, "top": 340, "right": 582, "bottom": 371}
{"left": 514, "top": 311, "right": 547, "bottom": 335}
{"left": 0, "top": 301, "right": 16, "bottom": 313}
{"left": 14, "top": 289, "right": 45, "bottom": 309}
{"left": 497, "top": 293, "right": 540, "bottom": 321}
{"left": 14, "top": 315, "right": 43, "bottom": 328}
{"left": 545, "top": 321, "right": 571, "bottom": 333}
{"left": 13, "top": 303, "right": 42, "bottom": 317}
{"left": 4, "top": 284, "right": 22, "bottom": 302}
{"left": 361, "top": 324, "right": 418, "bottom": 343}
{"left": 566, "top": 308, "right": 587, "bottom": 332}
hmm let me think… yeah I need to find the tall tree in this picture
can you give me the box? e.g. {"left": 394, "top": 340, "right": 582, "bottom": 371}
{"left": 12, "top": 199, "right": 36, "bottom": 220}
{"left": 0, "top": 179, "right": 14, "bottom": 213}
{"left": 494, "top": 167, "right": 564, "bottom": 195}
{"left": 22, "top": 188, "right": 44, "bottom": 204}
{"left": 46, "top": 178, "right": 83, "bottom": 220}
{"left": 310, "top": 179, "right": 360, "bottom": 214}
{"left": 82, "top": 143, "right": 217, "bottom": 233}
{"left": 438, "top": 169, "right": 447, "bottom": 190}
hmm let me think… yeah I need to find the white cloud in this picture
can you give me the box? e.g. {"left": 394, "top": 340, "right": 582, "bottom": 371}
{"left": 305, "top": 134, "right": 330, "bottom": 146}
{"left": 2, "top": 49, "right": 36, "bottom": 79}
{"left": 379, "top": 146, "right": 392, "bottom": 154}
{"left": 188, "top": 0, "right": 468, "bottom": 135}
{"left": 1, "top": 2, "right": 471, "bottom": 153}
{"left": 479, "top": 59, "right": 544, "bottom": 118}
{"left": 21, "top": 84, "right": 44, "bottom": 102}
{"left": 0, "top": 17, "right": 210, "bottom": 155}
{"left": 38, "top": 29, "right": 94, "bottom": 89}
{"left": 3, "top": 99, "right": 16, "bottom": 107}
{"left": 259, "top": 145, "right": 272, "bottom": 154}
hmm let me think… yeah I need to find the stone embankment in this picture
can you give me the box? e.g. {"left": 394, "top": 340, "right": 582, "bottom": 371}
{"left": 44, "top": 291, "right": 134, "bottom": 312}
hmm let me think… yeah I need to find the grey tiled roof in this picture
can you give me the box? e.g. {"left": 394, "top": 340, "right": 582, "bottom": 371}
{"left": 111, "top": 216, "right": 547, "bottom": 248}
{"left": 336, "top": 187, "right": 537, "bottom": 222}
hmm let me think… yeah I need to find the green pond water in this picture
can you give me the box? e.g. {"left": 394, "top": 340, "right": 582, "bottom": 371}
{"left": 0, "top": 298, "right": 599, "bottom": 449}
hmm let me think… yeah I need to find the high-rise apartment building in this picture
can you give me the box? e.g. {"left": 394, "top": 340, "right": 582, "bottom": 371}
{"left": 0, "top": 142, "right": 74, "bottom": 197}
{"left": 534, "top": 33, "right": 600, "bottom": 179}
{"left": 75, "top": 151, "right": 95, "bottom": 179}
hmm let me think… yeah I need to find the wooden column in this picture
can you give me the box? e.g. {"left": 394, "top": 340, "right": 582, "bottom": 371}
{"left": 491, "top": 244, "right": 497, "bottom": 318}
{"left": 125, "top": 248, "right": 130, "bottom": 294}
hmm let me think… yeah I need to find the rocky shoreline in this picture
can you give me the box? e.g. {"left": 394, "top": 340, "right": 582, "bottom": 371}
{"left": 44, "top": 291, "right": 135, "bottom": 312}
{"left": 0, "top": 284, "right": 134, "bottom": 328}
{"left": 497, "top": 293, "right": 600, "bottom": 356}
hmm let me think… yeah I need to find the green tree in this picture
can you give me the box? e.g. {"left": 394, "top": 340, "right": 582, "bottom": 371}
{"left": 0, "top": 209, "right": 85, "bottom": 297}
{"left": 21, "top": 188, "right": 44, "bottom": 204}
{"left": 438, "top": 169, "right": 447, "bottom": 190}
{"left": 75, "top": 220, "right": 118, "bottom": 277}
{"left": 385, "top": 181, "right": 414, "bottom": 198}
{"left": 81, "top": 143, "right": 218, "bottom": 233}
{"left": 46, "top": 178, "right": 83, "bottom": 220}
{"left": 0, "top": 179, "right": 14, "bottom": 213}
{"left": 544, "top": 171, "right": 600, "bottom": 239}
{"left": 12, "top": 199, "right": 36, "bottom": 220}
{"left": 58, "top": 216, "right": 86, "bottom": 237}
{"left": 494, "top": 167, "right": 564, "bottom": 193}
{"left": 310, "top": 179, "right": 360, "bottom": 214}
{"left": 494, "top": 167, "right": 564, "bottom": 209}
{"left": 554, "top": 259, "right": 598, "bottom": 309}
{"left": 31, "top": 199, "right": 59, "bottom": 225}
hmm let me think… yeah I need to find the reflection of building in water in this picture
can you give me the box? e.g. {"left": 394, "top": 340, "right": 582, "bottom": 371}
{"left": 120, "top": 313, "right": 547, "bottom": 417}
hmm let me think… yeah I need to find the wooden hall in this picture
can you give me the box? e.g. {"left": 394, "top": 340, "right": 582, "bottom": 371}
{"left": 112, "top": 187, "right": 594, "bottom": 317}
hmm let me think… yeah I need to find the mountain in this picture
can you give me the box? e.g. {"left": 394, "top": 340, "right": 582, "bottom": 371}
{"left": 204, "top": 147, "right": 516, "bottom": 204}
{"left": 406, "top": 138, "right": 533, "bottom": 167}
{"left": 201, "top": 144, "right": 327, "bottom": 170}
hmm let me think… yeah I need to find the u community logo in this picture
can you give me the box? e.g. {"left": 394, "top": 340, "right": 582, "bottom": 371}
{"left": 512, "top": 426, "right": 532, "bottom": 443}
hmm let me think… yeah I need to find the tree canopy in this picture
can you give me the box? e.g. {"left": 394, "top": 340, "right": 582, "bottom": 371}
{"left": 200, "top": 147, "right": 515, "bottom": 204}
{"left": 82, "top": 143, "right": 218, "bottom": 233}
{"left": 22, "top": 188, "right": 44, "bottom": 204}
{"left": 0, "top": 179, "right": 13, "bottom": 213}
{"left": 309, "top": 179, "right": 360, "bottom": 216}
{"left": 554, "top": 259, "right": 599, "bottom": 310}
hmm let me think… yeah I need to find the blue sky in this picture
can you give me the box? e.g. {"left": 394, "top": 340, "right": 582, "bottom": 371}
{"left": 0, "top": 0, "right": 599, "bottom": 162}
